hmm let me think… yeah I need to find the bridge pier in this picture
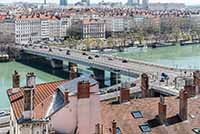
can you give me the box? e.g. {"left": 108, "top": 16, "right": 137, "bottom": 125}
{"left": 93, "top": 68, "right": 105, "bottom": 88}
{"left": 68, "top": 62, "right": 78, "bottom": 80}
{"left": 50, "top": 59, "right": 63, "bottom": 69}
{"left": 110, "top": 72, "right": 121, "bottom": 86}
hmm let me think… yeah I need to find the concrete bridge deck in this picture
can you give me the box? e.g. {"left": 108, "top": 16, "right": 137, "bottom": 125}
{"left": 10, "top": 45, "right": 188, "bottom": 78}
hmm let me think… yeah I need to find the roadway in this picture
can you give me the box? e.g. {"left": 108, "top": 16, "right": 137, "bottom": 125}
{"left": 12, "top": 44, "right": 186, "bottom": 79}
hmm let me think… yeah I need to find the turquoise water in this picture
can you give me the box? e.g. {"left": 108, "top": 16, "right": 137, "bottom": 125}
{"left": 114, "top": 45, "right": 200, "bottom": 69}
{"left": 0, "top": 62, "right": 62, "bottom": 109}
{"left": 0, "top": 61, "right": 131, "bottom": 109}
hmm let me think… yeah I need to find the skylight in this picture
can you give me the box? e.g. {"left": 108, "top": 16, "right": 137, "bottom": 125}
{"left": 131, "top": 111, "right": 143, "bottom": 119}
{"left": 139, "top": 123, "right": 151, "bottom": 132}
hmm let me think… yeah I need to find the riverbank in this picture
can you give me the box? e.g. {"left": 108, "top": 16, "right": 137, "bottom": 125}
{"left": 89, "top": 41, "right": 200, "bottom": 54}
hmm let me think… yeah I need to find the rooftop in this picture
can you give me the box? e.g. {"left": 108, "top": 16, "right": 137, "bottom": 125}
{"left": 7, "top": 80, "right": 67, "bottom": 123}
{"left": 7, "top": 75, "right": 98, "bottom": 124}
{"left": 101, "top": 96, "right": 200, "bottom": 134}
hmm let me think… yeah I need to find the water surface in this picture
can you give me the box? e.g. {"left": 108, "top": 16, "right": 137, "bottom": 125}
{"left": 114, "top": 45, "right": 200, "bottom": 69}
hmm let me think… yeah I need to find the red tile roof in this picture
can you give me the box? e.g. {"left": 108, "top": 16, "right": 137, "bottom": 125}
{"left": 101, "top": 96, "right": 200, "bottom": 134}
{"left": 7, "top": 80, "right": 67, "bottom": 122}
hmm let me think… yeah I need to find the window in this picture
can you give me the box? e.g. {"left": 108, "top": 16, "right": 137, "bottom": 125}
{"left": 139, "top": 123, "right": 151, "bottom": 132}
{"left": 131, "top": 111, "right": 143, "bottom": 119}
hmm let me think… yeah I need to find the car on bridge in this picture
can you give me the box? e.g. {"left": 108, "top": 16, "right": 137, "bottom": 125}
{"left": 108, "top": 57, "right": 113, "bottom": 61}
{"left": 122, "top": 59, "right": 128, "bottom": 63}
{"left": 66, "top": 50, "right": 70, "bottom": 55}
{"left": 82, "top": 52, "right": 88, "bottom": 56}
{"left": 95, "top": 55, "right": 99, "bottom": 58}
{"left": 88, "top": 56, "right": 93, "bottom": 60}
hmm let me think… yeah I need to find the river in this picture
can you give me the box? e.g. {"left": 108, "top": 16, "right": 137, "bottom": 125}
{"left": 0, "top": 61, "right": 63, "bottom": 109}
{"left": 113, "top": 45, "right": 200, "bottom": 69}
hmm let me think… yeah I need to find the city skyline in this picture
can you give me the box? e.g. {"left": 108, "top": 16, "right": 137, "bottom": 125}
{"left": 0, "top": 0, "right": 200, "bottom": 5}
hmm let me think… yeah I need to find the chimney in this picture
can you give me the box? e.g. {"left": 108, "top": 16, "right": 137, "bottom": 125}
{"left": 184, "top": 78, "right": 195, "bottom": 97}
{"left": 12, "top": 70, "right": 20, "bottom": 88}
{"left": 23, "top": 72, "right": 36, "bottom": 119}
{"left": 193, "top": 71, "right": 200, "bottom": 94}
{"left": 69, "top": 63, "right": 78, "bottom": 80}
{"left": 112, "top": 120, "right": 117, "bottom": 134}
{"left": 77, "top": 81, "right": 90, "bottom": 99}
{"left": 158, "top": 95, "right": 167, "bottom": 124}
{"left": 23, "top": 88, "right": 33, "bottom": 119}
{"left": 95, "top": 123, "right": 100, "bottom": 134}
{"left": 26, "top": 72, "right": 36, "bottom": 88}
{"left": 120, "top": 82, "right": 130, "bottom": 103}
{"left": 179, "top": 89, "right": 188, "bottom": 121}
{"left": 64, "top": 90, "right": 69, "bottom": 104}
{"left": 141, "top": 73, "right": 149, "bottom": 98}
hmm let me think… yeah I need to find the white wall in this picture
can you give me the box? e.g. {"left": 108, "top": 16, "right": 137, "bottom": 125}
{"left": 51, "top": 84, "right": 101, "bottom": 134}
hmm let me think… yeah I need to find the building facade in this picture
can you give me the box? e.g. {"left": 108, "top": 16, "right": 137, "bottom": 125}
{"left": 72, "top": 18, "right": 106, "bottom": 39}
{"left": 0, "top": 17, "right": 15, "bottom": 43}
{"left": 15, "top": 15, "right": 41, "bottom": 44}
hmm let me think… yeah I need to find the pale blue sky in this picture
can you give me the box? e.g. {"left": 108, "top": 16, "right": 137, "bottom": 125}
{"left": 0, "top": 0, "right": 199, "bottom": 5}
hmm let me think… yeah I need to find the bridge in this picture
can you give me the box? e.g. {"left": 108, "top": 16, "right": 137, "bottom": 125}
{"left": 12, "top": 45, "right": 182, "bottom": 75}
{"left": 6, "top": 44, "right": 196, "bottom": 88}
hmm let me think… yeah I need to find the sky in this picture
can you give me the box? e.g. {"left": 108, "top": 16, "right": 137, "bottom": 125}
{"left": 0, "top": 0, "right": 199, "bottom": 5}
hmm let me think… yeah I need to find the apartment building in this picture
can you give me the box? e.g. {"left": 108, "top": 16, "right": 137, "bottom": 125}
{"left": 104, "top": 16, "right": 134, "bottom": 37}
{"left": 15, "top": 14, "right": 69, "bottom": 44}
{"left": 0, "top": 17, "right": 15, "bottom": 43}
{"left": 190, "top": 14, "right": 200, "bottom": 32}
{"left": 60, "top": 16, "right": 71, "bottom": 38}
{"left": 8, "top": 72, "right": 101, "bottom": 134}
{"left": 15, "top": 15, "right": 41, "bottom": 44}
{"left": 49, "top": 16, "right": 61, "bottom": 41}
{"left": 72, "top": 18, "right": 106, "bottom": 39}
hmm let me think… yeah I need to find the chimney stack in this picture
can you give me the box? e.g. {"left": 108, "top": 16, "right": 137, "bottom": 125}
{"left": 141, "top": 73, "right": 149, "bottom": 98}
{"left": 69, "top": 63, "right": 78, "bottom": 80}
{"left": 112, "top": 120, "right": 117, "bottom": 134}
{"left": 184, "top": 78, "right": 195, "bottom": 97}
{"left": 193, "top": 71, "right": 200, "bottom": 95}
{"left": 179, "top": 89, "right": 188, "bottom": 121}
{"left": 26, "top": 72, "right": 36, "bottom": 88}
{"left": 64, "top": 90, "right": 69, "bottom": 104}
{"left": 77, "top": 80, "right": 90, "bottom": 99}
{"left": 95, "top": 123, "right": 100, "bottom": 134}
{"left": 158, "top": 95, "right": 167, "bottom": 124}
{"left": 12, "top": 70, "right": 20, "bottom": 88}
{"left": 23, "top": 72, "right": 36, "bottom": 119}
{"left": 120, "top": 82, "right": 130, "bottom": 103}
{"left": 23, "top": 88, "right": 32, "bottom": 119}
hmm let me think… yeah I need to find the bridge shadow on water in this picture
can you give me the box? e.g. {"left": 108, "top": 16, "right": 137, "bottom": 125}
{"left": 16, "top": 58, "right": 111, "bottom": 88}
{"left": 16, "top": 59, "right": 74, "bottom": 80}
